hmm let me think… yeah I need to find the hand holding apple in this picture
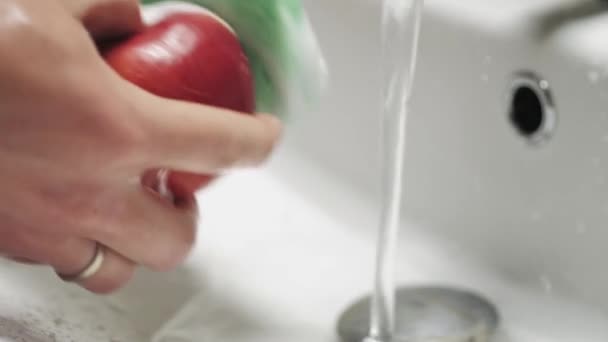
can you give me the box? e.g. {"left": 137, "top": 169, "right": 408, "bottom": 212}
{"left": 103, "top": 8, "right": 256, "bottom": 199}
{"left": 0, "top": 0, "right": 280, "bottom": 295}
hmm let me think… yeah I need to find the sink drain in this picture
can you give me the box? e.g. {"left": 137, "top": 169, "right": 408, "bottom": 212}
{"left": 337, "top": 286, "right": 500, "bottom": 342}
{"left": 508, "top": 72, "right": 557, "bottom": 145}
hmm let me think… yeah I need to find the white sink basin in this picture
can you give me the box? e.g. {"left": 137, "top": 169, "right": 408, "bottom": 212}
{"left": 0, "top": 159, "right": 368, "bottom": 342}
{"left": 289, "top": 0, "right": 608, "bottom": 340}
{"left": 3, "top": 0, "right": 608, "bottom": 341}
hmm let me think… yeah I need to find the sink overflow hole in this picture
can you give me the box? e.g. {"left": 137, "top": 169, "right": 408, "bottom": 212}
{"left": 508, "top": 72, "right": 557, "bottom": 145}
{"left": 511, "top": 86, "right": 543, "bottom": 136}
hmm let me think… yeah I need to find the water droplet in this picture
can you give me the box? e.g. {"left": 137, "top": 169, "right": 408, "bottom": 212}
{"left": 592, "top": 157, "right": 602, "bottom": 166}
{"left": 601, "top": 135, "right": 608, "bottom": 143}
{"left": 531, "top": 212, "right": 543, "bottom": 221}
{"left": 483, "top": 55, "right": 493, "bottom": 65}
{"left": 539, "top": 80, "right": 550, "bottom": 89}
{"left": 588, "top": 71, "right": 601, "bottom": 84}
{"left": 480, "top": 74, "right": 489, "bottom": 82}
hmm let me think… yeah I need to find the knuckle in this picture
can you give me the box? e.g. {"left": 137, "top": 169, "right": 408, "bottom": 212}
{"left": 151, "top": 222, "right": 196, "bottom": 272}
{"left": 0, "top": 2, "right": 77, "bottom": 71}
{"left": 86, "top": 221, "right": 118, "bottom": 245}
{"left": 86, "top": 267, "right": 135, "bottom": 295}
{"left": 0, "top": 4, "right": 35, "bottom": 41}
{"left": 70, "top": 199, "right": 124, "bottom": 243}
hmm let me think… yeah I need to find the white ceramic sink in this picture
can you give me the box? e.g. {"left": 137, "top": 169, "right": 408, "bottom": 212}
{"left": 3, "top": 0, "right": 608, "bottom": 341}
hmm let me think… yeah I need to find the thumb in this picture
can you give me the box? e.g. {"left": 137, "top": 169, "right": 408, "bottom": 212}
{"left": 70, "top": 0, "right": 144, "bottom": 39}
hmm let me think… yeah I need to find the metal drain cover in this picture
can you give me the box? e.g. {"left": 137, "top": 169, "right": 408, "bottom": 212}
{"left": 337, "top": 286, "right": 499, "bottom": 342}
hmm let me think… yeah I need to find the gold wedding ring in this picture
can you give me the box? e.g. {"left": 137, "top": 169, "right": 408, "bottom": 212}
{"left": 59, "top": 243, "right": 105, "bottom": 283}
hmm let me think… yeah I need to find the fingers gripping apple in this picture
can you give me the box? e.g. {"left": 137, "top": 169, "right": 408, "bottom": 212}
{"left": 102, "top": 8, "right": 255, "bottom": 199}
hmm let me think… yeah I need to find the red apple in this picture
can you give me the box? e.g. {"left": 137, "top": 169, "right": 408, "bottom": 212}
{"left": 102, "top": 10, "right": 255, "bottom": 199}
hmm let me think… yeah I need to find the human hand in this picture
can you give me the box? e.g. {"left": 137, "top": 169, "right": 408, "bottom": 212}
{"left": 0, "top": 0, "right": 281, "bottom": 293}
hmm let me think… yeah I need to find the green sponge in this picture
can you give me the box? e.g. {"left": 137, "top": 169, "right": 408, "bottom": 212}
{"left": 141, "top": 0, "right": 327, "bottom": 117}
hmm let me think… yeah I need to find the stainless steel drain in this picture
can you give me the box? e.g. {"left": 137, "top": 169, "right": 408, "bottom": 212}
{"left": 337, "top": 286, "right": 500, "bottom": 342}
